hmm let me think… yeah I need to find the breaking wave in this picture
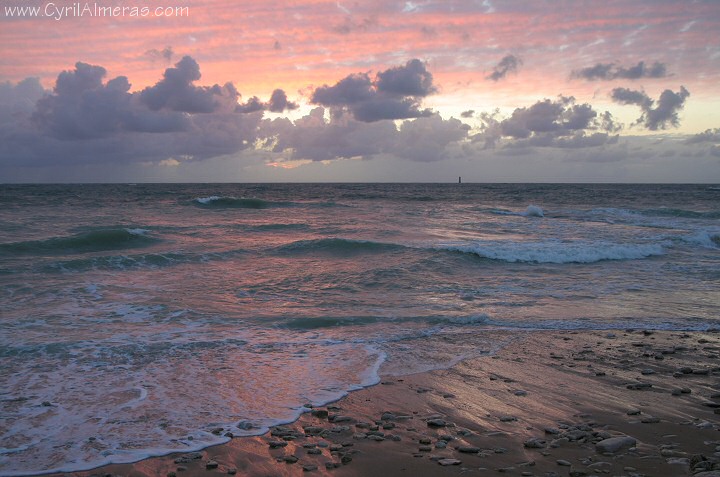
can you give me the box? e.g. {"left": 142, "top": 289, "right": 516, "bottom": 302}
{"left": 439, "top": 240, "right": 666, "bottom": 264}
{"left": 193, "top": 196, "right": 282, "bottom": 209}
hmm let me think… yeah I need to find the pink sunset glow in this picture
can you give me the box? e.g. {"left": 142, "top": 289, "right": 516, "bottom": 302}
{"left": 1, "top": 0, "right": 719, "bottom": 182}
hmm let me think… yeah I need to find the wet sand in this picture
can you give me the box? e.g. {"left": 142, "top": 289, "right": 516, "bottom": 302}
{"left": 55, "top": 329, "right": 720, "bottom": 477}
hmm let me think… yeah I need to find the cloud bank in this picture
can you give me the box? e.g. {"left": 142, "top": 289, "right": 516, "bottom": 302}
{"left": 473, "top": 96, "right": 621, "bottom": 149}
{"left": 1, "top": 57, "right": 263, "bottom": 166}
{"left": 0, "top": 57, "right": 715, "bottom": 183}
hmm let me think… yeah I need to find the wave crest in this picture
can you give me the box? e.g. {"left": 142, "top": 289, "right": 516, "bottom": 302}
{"left": 276, "top": 238, "right": 407, "bottom": 255}
{"left": 193, "top": 196, "right": 277, "bottom": 209}
{"left": 440, "top": 240, "right": 666, "bottom": 264}
{"left": 0, "top": 228, "right": 156, "bottom": 255}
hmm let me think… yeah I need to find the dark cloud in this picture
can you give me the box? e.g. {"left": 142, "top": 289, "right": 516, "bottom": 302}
{"left": 572, "top": 61, "right": 668, "bottom": 81}
{"left": 0, "top": 58, "right": 262, "bottom": 167}
{"left": 31, "top": 61, "right": 207, "bottom": 140}
{"left": 610, "top": 87, "right": 653, "bottom": 108}
{"left": 311, "top": 59, "right": 436, "bottom": 122}
{"left": 376, "top": 59, "right": 436, "bottom": 97}
{"left": 0, "top": 77, "right": 46, "bottom": 124}
{"left": 139, "top": 56, "right": 239, "bottom": 113}
{"left": 235, "top": 96, "right": 264, "bottom": 114}
{"left": 312, "top": 73, "right": 375, "bottom": 105}
{"left": 474, "top": 96, "right": 620, "bottom": 149}
{"left": 144, "top": 46, "right": 174, "bottom": 63}
{"left": 486, "top": 55, "right": 522, "bottom": 82}
{"left": 611, "top": 86, "right": 690, "bottom": 130}
{"left": 268, "top": 89, "right": 298, "bottom": 113}
{"left": 236, "top": 89, "right": 299, "bottom": 113}
{"left": 461, "top": 110, "right": 475, "bottom": 118}
{"left": 351, "top": 97, "right": 432, "bottom": 122}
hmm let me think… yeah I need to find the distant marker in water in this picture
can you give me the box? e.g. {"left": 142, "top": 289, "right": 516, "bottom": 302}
{"left": 458, "top": 176, "right": 462, "bottom": 184}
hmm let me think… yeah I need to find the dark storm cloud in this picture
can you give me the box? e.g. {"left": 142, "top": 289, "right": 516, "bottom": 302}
{"left": 0, "top": 57, "right": 262, "bottom": 167}
{"left": 32, "top": 61, "right": 194, "bottom": 139}
{"left": 611, "top": 86, "right": 690, "bottom": 130}
{"left": 474, "top": 96, "right": 621, "bottom": 149}
{"left": 312, "top": 73, "right": 375, "bottom": 105}
{"left": 0, "top": 77, "right": 46, "bottom": 123}
{"left": 572, "top": 61, "right": 668, "bottom": 81}
{"left": 267, "top": 89, "right": 299, "bottom": 113}
{"left": 139, "top": 56, "right": 239, "bottom": 113}
{"left": 376, "top": 59, "right": 436, "bottom": 97}
{"left": 311, "top": 59, "right": 436, "bottom": 122}
{"left": 486, "top": 55, "right": 522, "bottom": 82}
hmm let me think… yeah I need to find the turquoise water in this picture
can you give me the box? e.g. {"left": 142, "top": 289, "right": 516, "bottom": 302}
{"left": 1, "top": 183, "right": 719, "bottom": 475}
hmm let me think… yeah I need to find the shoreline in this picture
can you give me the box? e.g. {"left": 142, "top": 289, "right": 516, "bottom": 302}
{"left": 40, "top": 329, "right": 720, "bottom": 476}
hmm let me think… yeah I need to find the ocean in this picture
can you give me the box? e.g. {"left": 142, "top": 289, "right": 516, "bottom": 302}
{"left": 1, "top": 183, "right": 719, "bottom": 475}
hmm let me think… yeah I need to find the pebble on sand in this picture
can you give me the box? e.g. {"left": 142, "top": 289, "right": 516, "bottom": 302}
{"left": 595, "top": 436, "right": 637, "bottom": 454}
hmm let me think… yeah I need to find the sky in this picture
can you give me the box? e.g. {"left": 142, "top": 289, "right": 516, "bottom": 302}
{"left": 1, "top": 0, "right": 719, "bottom": 182}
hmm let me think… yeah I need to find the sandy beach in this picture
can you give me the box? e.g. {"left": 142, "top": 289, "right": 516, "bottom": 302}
{"left": 50, "top": 329, "right": 720, "bottom": 477}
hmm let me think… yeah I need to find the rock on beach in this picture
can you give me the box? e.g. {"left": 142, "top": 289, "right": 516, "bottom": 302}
{"left": 595, "top": 436, "right": 637, "bottom": 454}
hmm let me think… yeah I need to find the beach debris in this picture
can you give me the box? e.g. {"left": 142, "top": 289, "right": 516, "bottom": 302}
{"left": 438, "top": 458, "right": 462, "bottom": 466}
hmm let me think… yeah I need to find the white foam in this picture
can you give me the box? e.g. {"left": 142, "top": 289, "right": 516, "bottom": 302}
{"left": 194, "top": 196, "right": 221, "bottom": 204}
{"left": 124, "top": 228, "right": 150, "bottom": 235}
{"left": 682, "top": 230, "right": 720, "bottom": 249}
{"left": 521, "top": 205, "right": 544, "bottom": 217}
{"left": 0, "top": 332, "right": 387, "bottom": 477}
{"left": 440, "top": 240, "right": 666, "bottom": 263}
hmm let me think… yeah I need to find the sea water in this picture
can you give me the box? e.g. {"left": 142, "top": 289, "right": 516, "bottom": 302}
{"left": 1, "top": 183, "right": 718, "bottom": 475}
